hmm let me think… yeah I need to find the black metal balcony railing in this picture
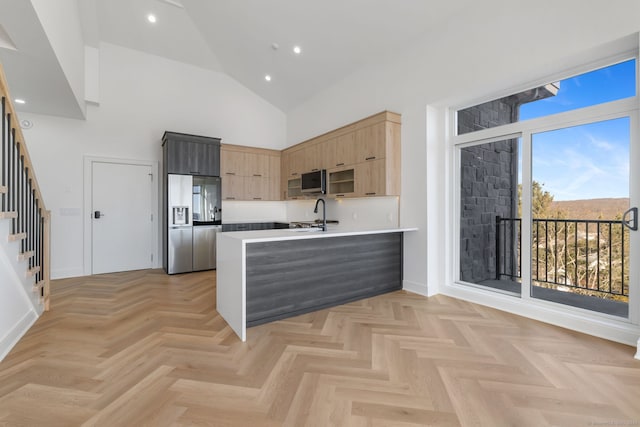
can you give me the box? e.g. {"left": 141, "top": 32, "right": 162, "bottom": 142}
{"left": 496, "top": 216, "right": 629, "bottom": 298}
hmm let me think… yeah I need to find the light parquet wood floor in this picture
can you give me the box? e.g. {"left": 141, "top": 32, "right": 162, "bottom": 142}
{"left": 0, "top": 269, "right": 639, "bottom": 426}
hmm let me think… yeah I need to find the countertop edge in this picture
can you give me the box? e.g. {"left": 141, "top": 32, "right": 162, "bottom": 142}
{"left": 220, "top": 227, "right": 418, "bottom": 243}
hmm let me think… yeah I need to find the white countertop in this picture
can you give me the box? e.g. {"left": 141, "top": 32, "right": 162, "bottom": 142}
{"left": 219, "top": 226, "right": 418, "bottom": 243}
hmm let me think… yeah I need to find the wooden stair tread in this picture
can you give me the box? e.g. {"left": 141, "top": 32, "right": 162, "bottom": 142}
{"left": 8, "top": 232, "right": 27, "bottom": 242}
{"left": 27, "top": 266, "right": 41, "bottom": 277}
{"left": 18, "top": 251, "right": 35, "bottom": 261}
{"left": 0, "top": 211, "right": 18, "bottom": 219}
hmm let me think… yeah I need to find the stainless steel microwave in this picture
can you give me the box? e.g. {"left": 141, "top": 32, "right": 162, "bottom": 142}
{"left": 301, "top": 169, "right": 326, "bottom": 194}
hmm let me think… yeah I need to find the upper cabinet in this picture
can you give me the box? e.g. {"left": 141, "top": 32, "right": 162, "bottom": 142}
{"left": 162, "top": 132, "right": 221, "bottom": 176}
{"left": 282, "top": 111, "right": 401, "bottom": 200}
{"left": 220, "top": 144, "right": 281, "bottom": 201}
{"left": 355, "top": 122, "right": 387, "bottom": 162}
{"left": 334, "top": 132, "right": 357, "bottom": 167}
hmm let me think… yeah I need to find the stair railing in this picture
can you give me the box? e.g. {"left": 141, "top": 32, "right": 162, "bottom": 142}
{"left": 0, "top": 63, "right": 50, "bottom": 310}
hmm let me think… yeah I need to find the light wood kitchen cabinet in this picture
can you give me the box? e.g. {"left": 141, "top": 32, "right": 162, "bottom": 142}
{"left": 334, "top": 131, "right": 357, "bottom": 167}
{"left": 286, "top": 148, "right": 305, "bottom": 177}
{"left": 303, "top": 143, "right": 323, "bottom": 172}
{"left": 244, "top": 176, "right": 268, "bottom": 200}
{"left": 221, "top": 144, "right": 281, "bottom": 201}
{"left": 355, "top": 122, "right": 386, "bottom": 163}
{"left": 225, "top": 111, "right": 400, "bottom": 202}
{"left": 222, "top": 175, "right": 245, "bottom": 200}
{"left": 286, "top": 178, "right": 303, "bottom": 199}
{"left": 246, "top": 152, "right": 270, "bottom": 177}
{"left": 268, "top": 156, "right": 280, "bottom": 200}
{"left": 328, "top": 167, "right": 355, "bottom": 198}
{"left": 321, "top": 138, "right": 336, "bottom": 170}
{"left": 220, "top": 148, "right": 245, "bottom": 177}
{"left": 356, "top": 159, "right": 386, "bottom": 196}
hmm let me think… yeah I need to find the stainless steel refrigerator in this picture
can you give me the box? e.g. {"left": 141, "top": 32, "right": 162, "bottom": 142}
{"left": 166, "top": 174, "right": 222, "bottom": 274}
{"left": 192, "top": 175, "right": 222, "bottom": 271}
{"left": 167, "top": 174, "right": 194, "bottom": 274}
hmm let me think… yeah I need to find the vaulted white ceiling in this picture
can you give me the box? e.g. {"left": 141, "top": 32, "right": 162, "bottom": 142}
{"left": 1, "top": 0, "right": 472, "bottom": 118}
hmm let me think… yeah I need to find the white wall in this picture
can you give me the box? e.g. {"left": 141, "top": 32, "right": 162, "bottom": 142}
{"left": 21, "top": 42, "right": 286, "bottom": 278}
{"left": 30, "top": 0, "right": 86, "bottom": 117}
{"left": 0, "top": 220, "right": 39, "bottom": 362}
{"left": 286, "top": 0, "right": 640, "bottom": 296}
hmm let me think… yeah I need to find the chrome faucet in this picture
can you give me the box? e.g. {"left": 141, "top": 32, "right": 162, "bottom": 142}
{"left": 313, "top": 198, "right": 327, "bottom": 231}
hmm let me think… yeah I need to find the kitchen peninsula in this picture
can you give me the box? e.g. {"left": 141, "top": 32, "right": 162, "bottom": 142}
{"left": 217, "top": 226, "right": 416, "bottom": 341}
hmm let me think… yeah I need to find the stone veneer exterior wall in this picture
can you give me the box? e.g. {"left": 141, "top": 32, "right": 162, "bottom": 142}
{"left": 456, "top": 86, "right": 558, "bottom": 284}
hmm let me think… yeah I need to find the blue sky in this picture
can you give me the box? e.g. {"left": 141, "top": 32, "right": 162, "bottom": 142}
{"left": 522, "top": 59, "right": 635, "bottom": 201}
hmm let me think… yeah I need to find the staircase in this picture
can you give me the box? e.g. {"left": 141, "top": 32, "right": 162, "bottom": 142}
{"left": 0, "top": 63, "right": 50, "bottom": 361}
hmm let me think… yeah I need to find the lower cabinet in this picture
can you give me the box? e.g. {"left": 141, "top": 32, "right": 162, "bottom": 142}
{"left": 245, "top": 233, "right": 403, "bottom": 326}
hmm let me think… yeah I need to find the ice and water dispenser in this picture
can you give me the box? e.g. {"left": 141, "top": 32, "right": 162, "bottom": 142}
{"left": 172, "top": 206, "right": 190, "bottom": 226}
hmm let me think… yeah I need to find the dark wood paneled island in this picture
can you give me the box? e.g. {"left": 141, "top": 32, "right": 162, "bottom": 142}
{"left": 216, "top": 227, "right": 416, "bottom": 341}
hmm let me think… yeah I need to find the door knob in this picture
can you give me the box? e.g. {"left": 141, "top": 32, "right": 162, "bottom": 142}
{"left": 622, "top": 207, "right": 637, "bottom": 231}
{"left": 94, "top": 211, "right": 105, "bottom": 219}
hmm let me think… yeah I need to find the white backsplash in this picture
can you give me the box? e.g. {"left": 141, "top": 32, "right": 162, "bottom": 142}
{"left": 287, "top": 196, "right": 399, "bottom": 228}
{"left": 223, "top": 197, "right": 400, "bottom": 228}
{"left": 222, "top": 201, "right": 287, "bottom": 223}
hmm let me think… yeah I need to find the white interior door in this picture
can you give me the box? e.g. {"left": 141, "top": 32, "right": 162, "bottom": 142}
{"left": 91, "top": 161, "right": 153, "bottom": 274}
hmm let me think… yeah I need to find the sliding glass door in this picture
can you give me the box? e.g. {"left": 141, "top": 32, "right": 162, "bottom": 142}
{"left": 530, "top": 117, "right": 636, "bottom": 318}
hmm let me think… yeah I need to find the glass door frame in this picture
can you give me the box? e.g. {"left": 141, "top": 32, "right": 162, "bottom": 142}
{"left": 452, "top": 98, "right": 639, "bottom": 325}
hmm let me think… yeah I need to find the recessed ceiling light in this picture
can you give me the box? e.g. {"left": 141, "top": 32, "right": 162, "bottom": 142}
{"left": 264, "top": 75, "right": 272, "bottom": 82}
{"left": 293, "top": 46, "right": 302, "bottom": 55}
{"left": 14, "top": 98, "right": 25, "bottom": 104}
{"left": 147, "top": 14, "right": 157, "bottom": 23}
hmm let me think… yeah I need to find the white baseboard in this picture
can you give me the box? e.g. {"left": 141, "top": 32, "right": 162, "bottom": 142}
{"left": 636, "top": 339, "right": 640, "bottom": 360}
{"left": 51, "top": 268, "right": 85, "bottom": 280}
{"left": 442, "top": 282, "right": 640, "bottom": 348}
{"left": 403, "top": 280, "right": 429, "bottom": 297}
{"left": 0, "top": 310, "right": 38, "bottom": 362}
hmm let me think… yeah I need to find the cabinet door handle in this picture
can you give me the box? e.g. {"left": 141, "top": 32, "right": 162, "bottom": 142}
{"left": 335, "top": 162, "right": 345, "bottom": 167}
{"left": 253, "top": 198, "right": 262, "bottom": 200}
{"left": 336, "top": 194, "right": 345, "bottom": 197}
{"left": 253, "top": 174, "right": 262, "bottom": 177}
{"left": 226, "top": 172, "right": 236, "bottom": 176}
{"left": 225, "top": 197, "right": 236, "bottom": 200}
{"left": 365, "top": 192, "right": 376, "bottom": 196}
{"left": 311, "top": 168, "right": 319, "bottom": 172}
{"left": 365, "top": 156, "right": 376, "bottom": 161}
{"left": 291, "top": 172, "right": 298, "bottom": 176}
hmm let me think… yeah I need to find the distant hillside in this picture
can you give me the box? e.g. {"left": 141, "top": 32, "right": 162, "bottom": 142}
{"left": 549, "top": 198, "right": 629, "bottom": 220}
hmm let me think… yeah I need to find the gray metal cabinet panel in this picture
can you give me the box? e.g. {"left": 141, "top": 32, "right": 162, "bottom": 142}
{"left": 245, "top": 233, "right": 402, "bottom": 326}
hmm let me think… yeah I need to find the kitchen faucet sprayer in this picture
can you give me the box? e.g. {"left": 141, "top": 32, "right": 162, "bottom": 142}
{"left": 313, "top": 198, "right": 327, "bottom": 231}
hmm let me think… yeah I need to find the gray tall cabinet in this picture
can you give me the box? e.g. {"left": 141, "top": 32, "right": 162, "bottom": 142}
{"left": 162, "top": 132, "right": 222, "bottom": 273}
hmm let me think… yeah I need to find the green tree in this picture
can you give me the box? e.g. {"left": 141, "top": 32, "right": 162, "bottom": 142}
{"left": 517, "top": 181, "right": 555, "bottom": 217}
